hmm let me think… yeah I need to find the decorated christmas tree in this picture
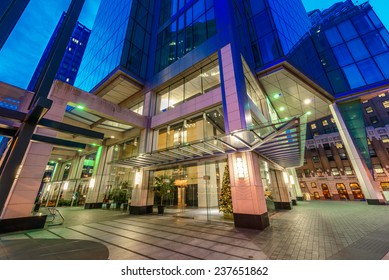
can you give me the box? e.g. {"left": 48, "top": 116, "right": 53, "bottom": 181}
{"left": 219, "top": 165, "right": 233, "bottom": 214}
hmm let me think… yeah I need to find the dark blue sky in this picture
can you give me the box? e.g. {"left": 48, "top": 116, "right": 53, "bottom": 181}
{"left": 0, "top": 0, "right": 388, "bottom": 89}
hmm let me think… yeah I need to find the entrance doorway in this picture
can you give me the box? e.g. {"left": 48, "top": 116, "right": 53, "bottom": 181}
{"left": 149, "top": 159, "right": 229, "bottom": 223}
{"left": 321, "top": 184, "right": 331, "bottom": 200}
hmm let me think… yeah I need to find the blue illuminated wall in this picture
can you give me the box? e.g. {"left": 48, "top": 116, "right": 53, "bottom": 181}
{"left": 27, "top": 12, "right": 91, "bottom": 91}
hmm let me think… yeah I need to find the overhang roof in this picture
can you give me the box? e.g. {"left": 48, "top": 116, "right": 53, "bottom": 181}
{"left": 110, "top": 115, "right": 307, "bottom": 169}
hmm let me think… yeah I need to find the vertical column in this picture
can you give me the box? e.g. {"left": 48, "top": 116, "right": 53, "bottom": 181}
{"left": 270, "top": 170, "right": 292, "bottom": 210}
{"left": 229, "top": 152, "right": 269, "bottom": 230}
{"left": 288, "top": 168, "right": 303, "bottom": 201}
{"left": 330, "top": 103, "right": 385, "bottom": 204}
{"left": 130, "top": 91, "right": 155, "bottom": 214}
{"left": 130, "top": 169, "right": 153, "bottom": 214}
{"left": 283, "top": 171, "right": 297, "bottom": 206}
{"left": 219, "top": 43, "right": 252, "bottom": 133}
{"left": 85, "top": 146, "right": 109, "bottom": 208}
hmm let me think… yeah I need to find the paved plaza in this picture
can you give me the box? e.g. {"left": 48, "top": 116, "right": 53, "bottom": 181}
{"left": 1, "top": 201, "right": 389, "bottom": 260}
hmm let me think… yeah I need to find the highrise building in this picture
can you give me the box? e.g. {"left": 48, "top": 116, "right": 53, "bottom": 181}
{"left": 27, "top": 12, "right": 91, "bottom": 91}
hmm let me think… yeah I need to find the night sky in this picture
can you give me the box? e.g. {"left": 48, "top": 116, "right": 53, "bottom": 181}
{"left": 0, "top": 0, "right": 388, "bottom": 89}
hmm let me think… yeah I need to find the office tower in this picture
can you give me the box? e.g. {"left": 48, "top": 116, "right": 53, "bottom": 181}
{"left": 27, "top": 12, "right": 91, "bottom": 91}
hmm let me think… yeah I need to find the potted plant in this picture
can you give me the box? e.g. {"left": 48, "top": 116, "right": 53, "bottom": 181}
{"left": 153, "top": 175, "right": 174, "bottom": 214}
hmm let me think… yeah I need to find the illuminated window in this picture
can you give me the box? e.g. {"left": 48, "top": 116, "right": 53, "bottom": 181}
{"left": 382, "top": 135, "right": 389, "bottom": 143}
{"left": 383, "top": 100, "right": 389, "bottom": 108}
{"left": 344, "top": 166, "right": 353, "bottom": 175}
{"left": 336, "top": 142, "right": 343, "bottom": 149}
{"left": 311, "top": 182, "right": 317, "bottom": 188}
{"left": 379, "top": 93, "right": 386, "bottom": 97}
{"left": 374, "top": 164, "right": 384, "bottom": 174}
{"left": 331, "top": 117, "right": 335, "bottom": 123}
{"left": 311, "top": 123, "right": 317, "bottom": 129}
{"left": 322, "top": 120, "right": 328, "bottom": 126}
{"left": 365, "top": 106, "right": 374, "bottom": 113}
{"left": 332, "top": 168, "right": 340, "bottom": 176}
{"left": 370, "top": 116, "right": 379, "bottom": 124}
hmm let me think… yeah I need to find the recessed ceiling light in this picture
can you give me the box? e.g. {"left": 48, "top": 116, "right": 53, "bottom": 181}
{"left": 306, "top": 111, "right": 312, "bottom": 115}
{"left": 76, "top": 105, "right": 85, "bottom": 110}
{"left": 110, "top": 135, "right": 115, "bottom": 139}
{"left": 279, "top": 106, "right": 285, "bottom": 111}
{"left": 273, "top": 93, "right": 282, "bottom": 99}
{"left": 304, "top": 98, "right": 312, "bottom": 105}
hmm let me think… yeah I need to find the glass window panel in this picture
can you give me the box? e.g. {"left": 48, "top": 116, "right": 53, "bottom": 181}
{"left": 205, "top": 0, "right": 214, "bottom": 10}
{"left": 325, "top": 27, "right": 343, "bottom": 47}
{"left": 363, "top": 32, "right": 388, "bottom": 55}
{"left": 193, "top": 0, "right": 205, "bottom": 20}
{"left": 357, "top": 58, "right": 384, "bottom": 84}
{"left": 367, "top": 10, "right": 383, "bottom": 28}
{"left": 185, "top": 70, "right": 202, "bottom": 100}
{"left": 332, "top": 44, "right": 353, "bottom": 66}
{"left": 202, "top": 61, "right": 220, "bottom": 93}
{"left": 169, "top": 80, "right": 184, "bottom": 108}
{"left": 253, "top": 11, "right": 273, "bottom": 38}
{"left": 352, "top": 14, "right": 375, "bottom": 35}
{"left": 158, "top": 88, "right": 169, "bottom": 113}
{"left": 347, "top": 38, "right": 370, "bottom": 61}
{"left": 342, "top": 64, "right": 366, "bottom": 89}
{"left": 193, "top": 14, "right": 207, "bottom": 48}
{"left": 157, "top": 128, "right": 168, "bottom": 150}
{"left": 374, "top": 52, "right": 389, "bottom": 79}
{"left": 186, "top": 6, "right": 193, "bottom": 25}
{"left": 379, "top": 28, "right": 389, "bottom": 46}
{"left": 185, "top": 24, "right": 193, "bottom": 53}
{"left": 206, "top": 8, "right": 216, "bottom": 38}
{"left": 337, "top": 20, "right": 358, "bottom": 41}
{"left": 250, "top": 0, "right": 266, "bottom": 14}
{"left": 259, "top": 32, "right": 280, "bottom": 64}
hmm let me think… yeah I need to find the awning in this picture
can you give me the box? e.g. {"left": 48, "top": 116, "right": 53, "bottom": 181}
{"left": 109, "top": 115, "right": 307, "bottom": 169}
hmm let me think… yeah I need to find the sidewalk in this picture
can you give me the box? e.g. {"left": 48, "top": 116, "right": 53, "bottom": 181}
{"left": 0, "top": 201, "right": 389, "bottom": 260}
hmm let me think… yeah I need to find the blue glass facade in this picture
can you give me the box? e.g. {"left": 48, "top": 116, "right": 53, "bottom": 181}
{"left": 75, "top": 0, "right": 154, "bottom": 92}
{"left": 242, "top": 0, "right": 310, "bottom": 68}
{"left": 27, "top": 12, "right": 91, "bottom": 91}
{"left": 310, "top": 5, "right": 389, "bottom": 95}
{"left": 154, "top": 0, "right": 216, "bottom": 73}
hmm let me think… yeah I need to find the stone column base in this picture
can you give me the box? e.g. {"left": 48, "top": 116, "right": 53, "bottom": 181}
{"left": 0, "top": 215, "right": 47, "bottom": 234}
{"left": 292, "top": 199, "right": 297, "bottom": 206}
{"left": 233, "top": 212, "right": 269, "bottom": 230}
{"left": 274, "top": 201, "right": 292, "bottom": 210}
{"left": 129, "top": 205, "right": 153, "bottom": 215}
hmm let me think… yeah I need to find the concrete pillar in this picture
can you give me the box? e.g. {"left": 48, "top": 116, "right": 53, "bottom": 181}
{"left": 330, "top": 103, "right": 385, "bottom": 204}
{"left": 284, "top": 170, "right": 297, "bottom": 205}
{"left": 130, "top": 169, "right": 153, "bottom": 214}
{"left": 270, "top": 169, "right": 292, "bottom": 210}
{"left": 0, "top": 89, "right": 67, "bottom": 220}
{"left": 129, "top": 91, "right": 156, "bottom": 214}
{"left": 228, "top": 152, "right": 269, "bottom": 230}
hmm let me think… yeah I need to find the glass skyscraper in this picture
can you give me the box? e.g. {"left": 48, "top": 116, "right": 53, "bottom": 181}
{"left": 27, "top": 12, "right": 91, "bottom": 91}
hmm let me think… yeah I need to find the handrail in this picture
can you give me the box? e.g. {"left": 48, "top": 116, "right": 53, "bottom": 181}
{"left": 47, "top": 207, "right": 65, "bottom": 226}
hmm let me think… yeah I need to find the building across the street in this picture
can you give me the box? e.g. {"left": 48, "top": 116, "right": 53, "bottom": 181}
{"left": 1, "top": 0, "right": 389, "bottom": 233}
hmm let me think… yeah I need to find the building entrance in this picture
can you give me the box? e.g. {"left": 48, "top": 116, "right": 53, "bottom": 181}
{"left": 148, "top": 159, "right": 229, "bottom": 223}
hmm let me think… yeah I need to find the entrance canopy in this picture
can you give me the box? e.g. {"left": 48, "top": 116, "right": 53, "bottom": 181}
{"left": 110, "top": 115, "right": 307, "bottom": 169}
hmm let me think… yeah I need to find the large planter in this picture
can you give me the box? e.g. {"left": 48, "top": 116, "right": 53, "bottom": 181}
{"left": 157, "top": 205, "right": 165, "bottom": 215}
